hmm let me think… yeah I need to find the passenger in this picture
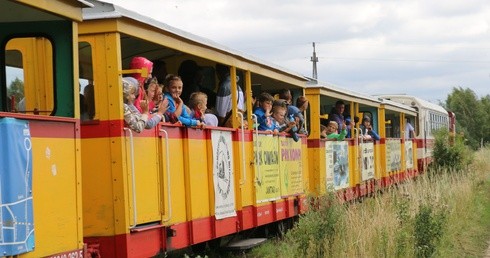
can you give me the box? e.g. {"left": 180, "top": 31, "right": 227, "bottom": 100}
{"left": 288, "top": 96, "right": 309, "bottom": 135}
{"left": 153, "top": 83, "right": 164, "bottom": 113}
{"left": 320, "top": 124, "right": 328, "bottom": 139}
{"left": 130, "top": 57, "right": 153, "bottom": 113}
{"left": 405, "top": 118, "right": 415, "bottom": 139}
{"left": 345, "top": 116, "right": 360, "bottom": 138}
{"left": 122, "top": 77, "right": 166, "bottom": 133}
{"left": 215, "top": 63, "right": 245, "bottom": 126}
{"left": 273, "top": 100, "right": 299, "bottom": 141}
{"left": 163, "top": 74, "right": 203, "bottom": 127}
{"left": 329, "top": 100, "right": 345, "bottom": 134}
{"left": 278, "top": 89, "right": 293, "bottom": 105}
{"left": 253, "top": 92, "right": 277, "bottom": 133}
{"left": 188, "top": 91, "right": 218, "bottom": 127}
{"left": 360, "top": 117, "right": 380, "bottom": 141}
{"left": 325, "top": 121, "right": 347, "bottom": 140}
{"left": 144, "top": 77, "right": 159, "bottom": 112}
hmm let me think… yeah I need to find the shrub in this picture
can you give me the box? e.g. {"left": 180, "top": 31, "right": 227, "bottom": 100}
{"left": 431, "top": 129, "right": 472, "bottom": 172}
{"left": 414, "top": 204, "right": 447, "bottom": 258}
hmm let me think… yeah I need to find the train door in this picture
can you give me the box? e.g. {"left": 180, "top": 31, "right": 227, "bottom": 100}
{"left": 0, "top": 7, "right": 83, "bottom": 257}
{"left": 79, "top": 33, "right": 162, "bottom": 235}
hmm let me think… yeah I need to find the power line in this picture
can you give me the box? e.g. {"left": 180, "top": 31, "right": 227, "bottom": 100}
{"left": 315, "top": 56, "right": 490, "bottom": 64}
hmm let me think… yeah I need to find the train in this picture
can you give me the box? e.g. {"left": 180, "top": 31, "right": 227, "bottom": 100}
{"left": 0, "top": 0, "right": 455, "bottom": 257}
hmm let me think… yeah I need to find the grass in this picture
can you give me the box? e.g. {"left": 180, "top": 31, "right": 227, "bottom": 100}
{"left": 248, "top": 148, "right": 490, "bottom": 258}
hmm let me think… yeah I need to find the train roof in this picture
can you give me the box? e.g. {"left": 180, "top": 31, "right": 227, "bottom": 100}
{"left": 81, "top": 0, "right": 308, "bottom": 86}
{"left": 2, "top": 0, "right": 92, "bottom": 22}
{"left": 306, "top": 81, "right": 382, "bottom": 107}
{"left": 378, "top": 98, "right": 418, "bottom": 116}
{"left": 375, "top": 94, "right": 447, "bottom": 115}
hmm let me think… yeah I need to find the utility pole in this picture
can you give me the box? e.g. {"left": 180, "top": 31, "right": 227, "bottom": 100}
{"left": 311, "top": 42, "right": 318, "bottom": 80}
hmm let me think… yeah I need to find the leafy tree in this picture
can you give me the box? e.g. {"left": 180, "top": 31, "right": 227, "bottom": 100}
{"left": 480, "top": 95, "right": 490, "bottom": 145}
{"left": 445, "top": 87, "right": 485, "bottom": 149}
{"left": 6, "top": 77, "right": 24, "bottom": 109}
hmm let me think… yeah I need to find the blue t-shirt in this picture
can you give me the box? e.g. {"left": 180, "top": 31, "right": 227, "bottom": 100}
{"left": 164, "top": 93, "right": 198, "bottom": 126}
{"left": 254, "top": 107, "right": 276, "bottom": 131}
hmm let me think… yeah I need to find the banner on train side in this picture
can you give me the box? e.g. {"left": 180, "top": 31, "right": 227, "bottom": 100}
{"left": 211, "top": 130, "right": 236, "bottom": 219}
{"left": 405, "top": 140, "right": 414, "bottom": 169}
{"left": 0, "top": 118, "right": 34, "bottom": 256}
{"left": 279, "top": 137, "right": 303, "bottom": 196}
{"left": 254, "top": 135, "right": 281, "bottom": 203}
{"left": 386, "top": 139, "right": 401, "bottom": 173}
{"left": 360, "top": 142, "right": 375, "bottom": 181}
{"left": 325, "top": 141, "right": 349, "bottom": 191}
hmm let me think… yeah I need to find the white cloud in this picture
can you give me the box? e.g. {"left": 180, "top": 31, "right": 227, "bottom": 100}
{"left": 102, "top": 0, "right": 490, "bottom": 101}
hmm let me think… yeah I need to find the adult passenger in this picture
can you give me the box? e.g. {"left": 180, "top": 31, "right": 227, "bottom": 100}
{"left": 215, "top": 63, "right": 244, "bottom": 126}
{"left": 122, "top": 77, "right": 166, "bottom": 133}
{"left": 405, "top": 118, "right": 415, "bottom": 139}
{"left": 329, "top": 100, "right": 345, "bottom": 134}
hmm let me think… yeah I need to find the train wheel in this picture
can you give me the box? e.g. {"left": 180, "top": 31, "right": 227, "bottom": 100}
{"left": 190, "top": 242, "right": 207, "bottom": 255}
{"left": 208, "top": 237, "right": 222, "bottom": 250}
{"left": 276, "top": 220, "right": 286, "bottom": 238}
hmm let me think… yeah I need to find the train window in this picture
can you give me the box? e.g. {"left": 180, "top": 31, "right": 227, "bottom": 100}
{"left": 79, "top": 42, "right": 95, "bottom": 120}
{"left": 5, "top": 37, "right": 54, "bottom": 115}
{"left": 5, "top": 50, "right": 24, "bottom": 112}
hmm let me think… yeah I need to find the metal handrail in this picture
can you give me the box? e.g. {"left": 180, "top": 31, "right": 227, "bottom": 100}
{"left": 237, "top": 112, "right": 246, "bottom": 185}
{"left": 159, "top": 129, "right": 172, "bottom": 222}
{"left": 123, "top": 128, "right": 138, "bottom": 228}
{"left": 354, "top": 128, "right": 361, "bottom": 180}
{"left": 251, "top": 114, "right": 261, "bottom": 184}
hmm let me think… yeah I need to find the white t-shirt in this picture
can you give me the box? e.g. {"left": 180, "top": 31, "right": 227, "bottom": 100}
{"left": 405, "top": 122, "right": 415, "bottom": 139}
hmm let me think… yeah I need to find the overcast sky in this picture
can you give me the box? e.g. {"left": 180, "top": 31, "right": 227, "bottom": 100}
{"left": 104, "top": 0, "right": 490, "bottom": 103}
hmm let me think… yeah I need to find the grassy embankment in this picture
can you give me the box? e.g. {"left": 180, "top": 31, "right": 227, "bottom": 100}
{"left": 250, "top": 148, "right": 490, "bottom": 258}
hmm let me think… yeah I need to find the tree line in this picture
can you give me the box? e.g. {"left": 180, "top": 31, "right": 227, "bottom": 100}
{"left": 445, "top": 87, "right": 490, "bottom": 149}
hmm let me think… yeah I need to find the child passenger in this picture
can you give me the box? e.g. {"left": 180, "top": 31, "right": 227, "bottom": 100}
{"left": 122, "top": 77, "right": 167, "bottom": 133}
{"left": 163, "top": 74, "right": 203, "bottom": 127}
{"left": 272, "top": 103, "right": 299, "bottom": 141}
{"left": 320, "top": 124, "right": 328, "bottom": 139}
{"left": 188, "top": 92, "right": 218, "bottom": 126}
{"left": 253, "top": 92, "right": 277, "bottom": 133}
{"left": 360, "top": 117, "right": 380, "bottom": 140}
{"left": 325, "top": 121, "right": 347, "bottom": 140}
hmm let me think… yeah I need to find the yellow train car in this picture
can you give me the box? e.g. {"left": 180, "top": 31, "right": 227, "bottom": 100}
{"left": 306, "top": 83, "right": 381, "bottom": 201}
{"left": 78, "top": 1, "right": 309, "bottom": 256}
{"left": 305, "top": 83, "right": 419, "bottom": 202}
{"left": 378, "top": 99, "right": 418, "bottom": 187}
{"left": 0, "top": 0, "right": 89, "bottom": 257}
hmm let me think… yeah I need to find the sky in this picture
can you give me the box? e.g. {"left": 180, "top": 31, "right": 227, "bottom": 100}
{"left": 103, "top": 0, "right": 490, "bottom": 103}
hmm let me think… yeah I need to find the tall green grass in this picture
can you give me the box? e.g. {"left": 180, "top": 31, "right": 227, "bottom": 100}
{"left": 250, "top": 148, "right": 490, "bottom": 258}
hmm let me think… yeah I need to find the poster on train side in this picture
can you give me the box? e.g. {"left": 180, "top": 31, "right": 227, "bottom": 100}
{"left": 325, "top": 141, "right": 349, "bottom": 191}
{"left": 211, "top": 130, "right": 236, "bottom": 219}
{"left": 254, "top": 135, "right": 281, "bottom": 203}
{"left": 405, "top": 140, "right": 414, "bottom": 169}
{"left": 0, "top": 118, "right": 35, "bottom": 256}
{"left": 386, "top": 139, "right": 401, "bottom": 173}
{"left": 360, "top": 142, "right": 375, "bottom": 181}
{"left": 279, "top": 137, "right": 303, "bottom": 196}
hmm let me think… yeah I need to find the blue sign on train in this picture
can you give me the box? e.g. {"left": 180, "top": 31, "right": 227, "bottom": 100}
{"left": 0, "top": 118, "right": 34, "bottom": 255}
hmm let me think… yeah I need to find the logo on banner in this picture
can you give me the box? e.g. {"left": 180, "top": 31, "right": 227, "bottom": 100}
{"left": 216, "top": 135, "right": 232, "bottom": 199}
